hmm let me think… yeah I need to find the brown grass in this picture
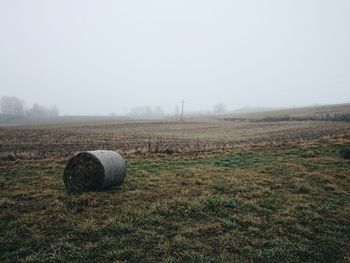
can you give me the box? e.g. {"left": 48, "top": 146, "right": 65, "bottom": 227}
{"left": 0, "top": 119, "right": 350, "bottom": 262}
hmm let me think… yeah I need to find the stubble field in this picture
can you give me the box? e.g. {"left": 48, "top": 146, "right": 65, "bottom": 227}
{"left": 1, "top": 118, "right": 350, "bottom": 262}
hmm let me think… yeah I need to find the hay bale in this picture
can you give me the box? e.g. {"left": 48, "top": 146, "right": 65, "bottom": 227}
{"left": 63, "top": 150, "right": 126, "bottom": 192}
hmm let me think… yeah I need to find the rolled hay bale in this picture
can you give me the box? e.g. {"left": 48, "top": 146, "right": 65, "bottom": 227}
{"left": 63, "top": 150, "right": 126, "bottom": 192}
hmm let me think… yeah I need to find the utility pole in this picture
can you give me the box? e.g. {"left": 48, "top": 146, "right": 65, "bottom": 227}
{"left": 180, "top": 99, "right": 185, "bottom": 121}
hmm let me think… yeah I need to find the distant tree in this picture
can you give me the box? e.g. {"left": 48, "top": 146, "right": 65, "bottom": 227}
{"left": 127, "top": 106, "right": 164, "bottom": 117}
{"left": 154, "top": 106, "right": 164, "bottom": 116}
{"left": 26, "top": 103, "right": 46, "bottom": 117}
{"left": 26, "top": 103, "right": 59, "bottom": 118}
{"left": 0, "top": 96, "right": 25, "bottom": 117}
{"left": 143, "top": 106, "right": 152, "bottom": 116}
{"left": 126, "top": 105, "right": 168, "bottom": 118}
{"left": 213, "top": 102, "right": 227, "bottom": 114}
{"left": 49, "top": 105, "right": 59, "bottom": 117}
{"left": 128, "top": 106, "right": 154, "bottom": 117}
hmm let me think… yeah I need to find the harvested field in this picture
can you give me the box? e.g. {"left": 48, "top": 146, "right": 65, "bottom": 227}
{"left": 1, "top": 118, "right": 350, "bottom": 262}
{"left": 1, "top": 120, "right": 349, "bottom": 159}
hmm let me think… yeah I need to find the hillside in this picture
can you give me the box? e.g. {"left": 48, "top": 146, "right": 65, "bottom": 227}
{"left": 221, "top": 103, "right": 350, "bottom": 121}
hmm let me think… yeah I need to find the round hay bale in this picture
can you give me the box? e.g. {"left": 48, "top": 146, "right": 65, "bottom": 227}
{"left": 63, "top": 150, "right": 126, "bottom": 192}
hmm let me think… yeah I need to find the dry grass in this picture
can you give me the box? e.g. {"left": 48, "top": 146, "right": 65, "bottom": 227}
{"left": 1, "top": 119, "right": 349, "bottom": 159}
{"left": 0, "top": 119, "right": 350, "bottom": 262}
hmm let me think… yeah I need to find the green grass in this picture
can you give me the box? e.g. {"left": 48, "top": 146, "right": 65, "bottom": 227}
{"left": 1, "top": 142, "right": 350, "bottom": 262}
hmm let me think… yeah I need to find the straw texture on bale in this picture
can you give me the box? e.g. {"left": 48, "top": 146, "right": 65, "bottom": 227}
{"left": 63, "top": 150, "right": 126, "bottom": 192}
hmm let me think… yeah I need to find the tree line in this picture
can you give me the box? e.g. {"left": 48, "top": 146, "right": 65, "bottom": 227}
{"left": 0, "top": 96, "right": 59, "bottom": 118}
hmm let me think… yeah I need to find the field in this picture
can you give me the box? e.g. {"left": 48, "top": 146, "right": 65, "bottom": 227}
{"left": 1, "top": 113, "right": 350, "bottom": 262}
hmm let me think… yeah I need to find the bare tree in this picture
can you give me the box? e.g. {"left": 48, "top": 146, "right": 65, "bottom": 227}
{"left": 127, "top": 106, "right": 164, "bottom": 117}
{"left": 154, "top": 106, "right": 164, "bottom": 116}
{"left": 128, "top": 106, "right": 153, "bottom": 116}
{"left": 0, "top": 96, "right": 25, "bottom": 116}
{"left": 26, "top": 103, "right": 59, "bottom": 118}
{"left": 213, "top": 102, "right": 227, "bottom": 114}
{"left": 49, "top": 105, "right": 59, "bottom": 117}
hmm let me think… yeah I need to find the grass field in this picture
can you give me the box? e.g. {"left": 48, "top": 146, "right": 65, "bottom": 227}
{"left": 1, "top": 114, "right": 350, "bottom": 262}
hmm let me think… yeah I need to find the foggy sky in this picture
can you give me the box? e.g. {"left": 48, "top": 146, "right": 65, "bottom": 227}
{"left": 0, "top": 0, "right": 349, "bottom": 115}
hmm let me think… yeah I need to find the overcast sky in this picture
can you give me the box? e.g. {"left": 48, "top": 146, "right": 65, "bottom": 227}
{"left": 0, "top": 0, "right": 349, "bottom": 115}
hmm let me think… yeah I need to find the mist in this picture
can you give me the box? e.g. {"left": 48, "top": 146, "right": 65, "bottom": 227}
{"left": 0, "top": 0, "right": 349, "bottom": 115}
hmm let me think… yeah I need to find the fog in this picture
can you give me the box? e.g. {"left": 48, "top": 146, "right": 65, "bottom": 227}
{"left": 1, "top": 0, "right": 349, "bottom": 115}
